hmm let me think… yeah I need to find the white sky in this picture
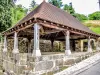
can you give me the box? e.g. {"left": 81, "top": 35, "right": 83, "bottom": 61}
{"left": 16, "top": 0, "right": 99, "bottom": 15}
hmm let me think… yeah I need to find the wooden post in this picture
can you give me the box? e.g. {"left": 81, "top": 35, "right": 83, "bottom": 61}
{"left": 3, "top": 35, "right": 7, "bottom": 52}
{"left": 72, "top": 40, "right": 75, "bottom": 51}
{"left": 80, "top": 40, "right": 84, "bottom": 52}
{"left": 27, "top": 39, "right": 31, "bottom": 53}
{"left": 51, "top": 39, "right": 54, "bottom": 52}
{"left": 32, "top": 23, "right": 41, "bottom": 57}
{"left": 96, "top": 38, "right": 100, "bottom": 50}
{"left": 65, "top": 31, "right": 71, "bottom": 55}
{"left": 12, "top": 32, "right": 19, "bottom": 54}
{"left": 88, "top": 36, "right": 92, "bottom": 52}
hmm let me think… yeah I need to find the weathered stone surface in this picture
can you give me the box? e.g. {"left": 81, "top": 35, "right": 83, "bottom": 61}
{"left": 42, "top": 54, "right": 64, "bottom": 61}
{"left": 29, "top": 62, "right": 35, "bottom": 70}
{"left": 42, "top": 55, "right": 53, "bottom": 60}
{"left": 16, "top": 65, "right": 26, "bottom": 74}
{"left": 7, "top": 62, "right": 14, "bottom": 72}
{"left": 19, "top": 53, "right": 28, "bottom": 60}
{"left": 35, "top": 61, "right": 54, "bottom": 71}
{"left": 55, "top": 59, "right": 63, "bottom": 67}
{"left": 3, "top": 60, "right": 8, "bottom": 70}
{"left": 64, "top": 58, "right": 75, "bottom": 65}
{"left": 75, "top": 57, "right": 81, "bottom": 63}
{"left": 34, "top": 56, "right": 42, "bottom": 62}
{"left": 20, "top": 59, "right": 27, "bottom": 65}
{"left": 28, "top": 57, "right": 35, "bottom": 62}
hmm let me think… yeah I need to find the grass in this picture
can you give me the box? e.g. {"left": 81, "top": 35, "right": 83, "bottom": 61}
{"left": 59, "top": 66, "right": 68, "bottom": 71}
{"left": 42, "top": 72, "right": 53, "bottom": 75}
{"left": 90, "top": 27, "right": 100, "bottom": 34}
{"left": 83, "top": 20, "right": 100, "bottom": 34}
{"left": 42, "top": 66, "right": 68, "bottom": 75}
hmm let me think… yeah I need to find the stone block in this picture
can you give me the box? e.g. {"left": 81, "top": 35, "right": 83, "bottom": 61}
{"left": 29, "top": 62, "right": 35, "bottom": 70}
{"left": 64, "top": 59, "right": 75, "bottom": 65}
{"left": 35, "top": 61, "right": 54, "bottom": 71}
{"left": 28, "top": 57, "right": 35, "bottom": 62}
{"left": 3, "top": 61, "right": 7, "bottom": 70}
{"left": 55, "top": 59, "right": 63, "bottom": 67}
{"left": 35, "top": 56, "right": 42, "bottom": 62}
{"left": 16, "top": 65, "right": 26, "bottom": 74}
{"left": 42, "top": 55, "right": 52, "bottom": 60}
{"left": 20, "top": 59, "right": 27, "bottom": 65}
{"left": 20, "top": 53, "right": 28, "bottom": 60}
{"left": 75, "top": 57, "right": 81, "bottom": 63}
{"left": 7, "top": 62, "right": 14, "bottom": 72}
{"left": 53, "top": 55, "right": 59, "bottom": 59}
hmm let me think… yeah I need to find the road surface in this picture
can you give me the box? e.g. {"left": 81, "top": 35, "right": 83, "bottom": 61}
{"left": 77, "top": 61, "right": 100, "bottom": 75}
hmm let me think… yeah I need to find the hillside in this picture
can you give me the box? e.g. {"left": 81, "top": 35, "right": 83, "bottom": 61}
{"left": 83, "top": 20, "right": 100, "bottom": 34}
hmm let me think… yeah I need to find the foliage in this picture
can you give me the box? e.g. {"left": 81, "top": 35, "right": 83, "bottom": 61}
{"left": 48, "top": 0, "right": 63, "bottom": 8}
{"left": 63, "top": 3, "right": 87, "bottom": 21}
{"left": 11, "top": 5, "right": 28, "bottom": 25}
{"left": 0, "top": 0, "right": 14, "bottom": 32}
{"left": 30, "top": 0, "right": 36, "bottom": 8}
{"left": 75, "top": 13, "right": 88, "bottom": 21}
{"left": 63, "top": 3, "right": 75, "bottom": 17}
{"left": 90, "top": 27, "right": 100, "bottom": 34}
{"left": 63, "top": 4, "right": 74, "bottom": 14}
{"left": 84, "top": 21, "right": 100, "bottom": 34}
{"left": 88, "top": 11, "right": 100, "bottom": 20}
{"left": 29, "top": 0, "right": 38, "bottom": 12}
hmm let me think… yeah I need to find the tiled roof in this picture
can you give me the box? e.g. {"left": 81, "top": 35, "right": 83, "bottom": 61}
{"left": 16, "top": 1, "right": 94, "bottom": 34}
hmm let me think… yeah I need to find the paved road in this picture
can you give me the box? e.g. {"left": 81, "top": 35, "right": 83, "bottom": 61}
{"left": 77, "top": 62, "right": 100, "bottom": 75}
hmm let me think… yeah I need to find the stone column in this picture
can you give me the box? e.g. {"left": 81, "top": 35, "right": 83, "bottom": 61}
{"left": 12, "top": 32, "right": 19, "bottom": 73}
{"left": 65, "top": 31, "right": 71, "bottom": 55}
{"left": 88, "top": 37, "right": 92, "bottom": 52}
{"left": 3, "top": 35, "right": 7, "bottom": 52}
{"left": 32, "top": 23, "right": 41, "bottom": 57}
{"left": 12, "top": 32, "right": 19, "bottom": 53}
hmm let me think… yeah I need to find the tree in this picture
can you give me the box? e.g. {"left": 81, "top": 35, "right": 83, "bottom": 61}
{"left": 48, "top": 0, "right": 63, "bottom": 8}
{"left": 88, "top": 11, "right": 100, "bottom": 20}
{"left": 29, "top": 0, "right": 37, "bottom": 11}
{"left": 63, "top": 3, "right": 75, "bottom": 17}
{"left": 0, "top": 0, "right": 14, "bottom": 32}
{"left": 63, "top": 4, "right": 70, "bottom": 12}
{"left": 11, "top": 5, "right": 28, "bottom": 25}
{"left": 63, "top": 3, "right": 88, "bottom": 21}
{"left": 75, "top": 13, "right": 88, "bottom": 21}
{"left": 30, "top": 0, "right": 36, "bottom": 8}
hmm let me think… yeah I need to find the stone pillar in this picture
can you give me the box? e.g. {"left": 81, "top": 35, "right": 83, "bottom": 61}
{"left": 32, "top": 23, "right": 41, "bottom": 57}
{"left": 88, "top": 37, "right": 92, "bottom": 52}
{"left": 12, "top": 32, "right": 19, "bottom": 53}
{"left": 80, "top": 40, "right": 83, "bottom": 52}
{"left": 3, "top": 35, "right": 7, "bottom": 52}
{"left": 65, "top": 31, "right": 71, "bottom": 55}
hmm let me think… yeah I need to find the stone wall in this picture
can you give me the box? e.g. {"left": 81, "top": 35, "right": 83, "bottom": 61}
{"left": 2, "top": 51, "right": 99, "bottom": 75}
{"left": 7, "top": 38, "right": 65, "bottom": 53}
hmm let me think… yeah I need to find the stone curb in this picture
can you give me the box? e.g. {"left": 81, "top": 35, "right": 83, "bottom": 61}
{"left": 54, "top": 53, "right": 100, "bottom": 75}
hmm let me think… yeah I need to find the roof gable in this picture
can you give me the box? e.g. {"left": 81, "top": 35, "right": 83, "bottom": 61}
{"left": 16, "top": 1, "right": 93, "bottom": 34}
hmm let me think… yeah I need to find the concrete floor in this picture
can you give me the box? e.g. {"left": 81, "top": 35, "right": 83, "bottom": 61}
{"left": 77, "top": 61, "right": 100, "bottom": 75}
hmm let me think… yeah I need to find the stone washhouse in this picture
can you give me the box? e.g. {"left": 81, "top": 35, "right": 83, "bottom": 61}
{"left": 1, "top": 1, "right": 100, "bottom": 75}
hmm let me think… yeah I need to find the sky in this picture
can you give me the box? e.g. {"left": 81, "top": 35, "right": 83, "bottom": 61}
{"left": 16, "top": 0, "right": 99, "bottom": 15}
